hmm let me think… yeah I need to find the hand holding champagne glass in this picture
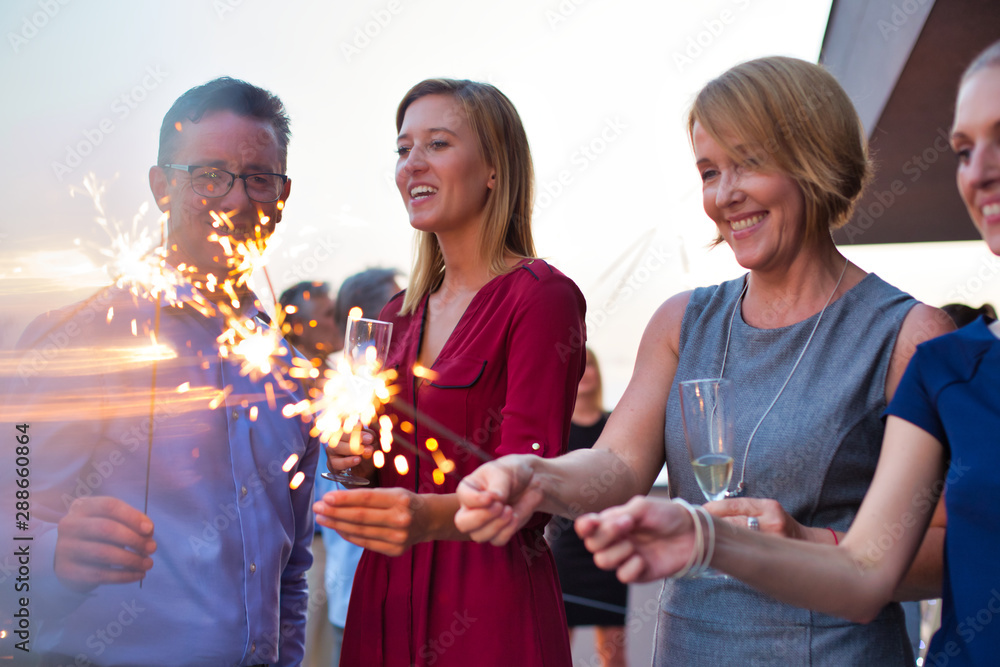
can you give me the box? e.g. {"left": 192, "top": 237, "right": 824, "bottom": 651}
{"left": 322, "top": 312, "right": 393, "bottom": 486}
{"left": 679, "top": 378, "right": 734, "bottom": 577}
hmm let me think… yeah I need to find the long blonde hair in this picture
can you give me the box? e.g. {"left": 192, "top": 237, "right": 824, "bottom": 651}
{"left": 396, "top": 79, "right": 536, "bottom": 315}
{"left": 688, "top": 57, "right": 871, "bottom": 246}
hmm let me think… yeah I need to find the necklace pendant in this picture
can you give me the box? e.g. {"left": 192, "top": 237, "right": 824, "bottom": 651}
{"left": 727, "top": 482, "right": 746, "bottom": 498}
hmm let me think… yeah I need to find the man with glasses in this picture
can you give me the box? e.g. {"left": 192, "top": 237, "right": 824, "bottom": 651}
{"left": 7, "top": 78, "right": 317, "bottom": 666}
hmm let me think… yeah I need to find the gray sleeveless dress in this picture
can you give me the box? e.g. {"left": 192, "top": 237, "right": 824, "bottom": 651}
{"left": 657, "top": 273, "right": 917, "bottom": 666}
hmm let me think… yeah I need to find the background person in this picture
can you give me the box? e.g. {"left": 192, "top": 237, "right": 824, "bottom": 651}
{"left": 455, "top": 57, "right": 951, "bottom": 665}
{"left": 314, "top": 78, "right": 586, "bottom": 667}
{"left": 280, "top": 280, "right": 344, "bottom": 369}
{"left": 940, "top": 301, "right": 996, "bottom": 328}
{"left": 575, "top": 39, "right": 1000, "bottom": 667}
{"left": 279, "top": 279, "right": 343, "bottom": 667}
{"left": 547, "top": 348, "right": 628, "bottom": 667}
{"left": 318, "top": 266, "right": 403, "bottom": 667}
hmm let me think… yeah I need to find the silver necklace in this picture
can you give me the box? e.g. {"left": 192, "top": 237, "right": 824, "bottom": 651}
{"left": 720, "top": 256, "right": 849, "bottom": 498}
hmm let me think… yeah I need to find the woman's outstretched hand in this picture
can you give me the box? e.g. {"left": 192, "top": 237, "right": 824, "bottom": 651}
{"left": 314, "top": 487, "right": 428, "bottom": 556}
{"left": 575, "top": 496, "right": 697, "bottom": 584}
{"left": 454, "top": 454, "right": 542, "bottom": 545}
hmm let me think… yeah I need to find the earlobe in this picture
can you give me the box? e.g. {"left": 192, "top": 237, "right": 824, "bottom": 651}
{"left": 487, "top": 171, "right": 496, "bottom": 190}
{"left": 149, "top": 166, "right": 171, "bottom": 213}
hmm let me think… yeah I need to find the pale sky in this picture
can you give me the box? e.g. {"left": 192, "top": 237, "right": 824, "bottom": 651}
{"left": 1, "top": 0, "right": 995, "bottom": 403}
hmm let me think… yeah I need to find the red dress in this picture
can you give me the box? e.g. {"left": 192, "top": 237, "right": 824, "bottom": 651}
{"left": 341, "top": 259, "right": 586, "bottom": 667}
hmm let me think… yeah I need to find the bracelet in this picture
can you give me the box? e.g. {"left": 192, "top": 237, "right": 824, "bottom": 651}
{"left": 670, "top": 499, "right": 701, "bottom": 579}
{"left": 827, "top": 527, "right": 839, "bottom": 545}
{"left": 669, "top": 499, "right": 717, "bottom": 579}
{"left": 692, "top": 505, "right": 716, "bottom": 577}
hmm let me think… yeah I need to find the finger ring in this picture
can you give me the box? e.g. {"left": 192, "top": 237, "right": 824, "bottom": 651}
{"left": 747, "top": 516, "right": 759, "bottom": 531}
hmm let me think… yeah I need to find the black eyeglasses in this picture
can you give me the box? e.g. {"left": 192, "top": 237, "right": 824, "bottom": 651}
{"left": 162, "top": 164, "right": 288, "bottom": 203}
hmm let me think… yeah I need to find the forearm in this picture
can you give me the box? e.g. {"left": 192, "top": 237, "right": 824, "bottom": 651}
{"left": 534, "top": 447, "right": 647, "bottom": 519}
{"left": 711, "top": 520, "right": 895, "bottom": 623}
{"left": 893, "top": 526, "right": 943, "bottom": 601}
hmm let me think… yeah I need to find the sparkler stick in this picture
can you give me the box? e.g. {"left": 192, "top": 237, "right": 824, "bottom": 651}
{"left": 139, "top": 292, "right": 161, "bottom": 589}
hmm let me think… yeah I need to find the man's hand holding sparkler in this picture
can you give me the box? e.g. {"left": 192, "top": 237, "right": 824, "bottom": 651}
{"left": 54, "top": 496, "right": 156, "bottom": 593}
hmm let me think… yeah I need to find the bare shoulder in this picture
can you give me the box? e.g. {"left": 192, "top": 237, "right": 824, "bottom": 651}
{"left": 642, "top": 290, "right": 693, "bottom": 358}
{"left": 886, "top": 303, "right": 956, "bottom": 400}
{"left": 897, "top": 303, "right": 956, "bottom": 358}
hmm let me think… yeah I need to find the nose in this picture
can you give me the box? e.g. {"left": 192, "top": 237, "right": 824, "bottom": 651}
{"left": 715, "top": 168, "right": 745, "bottom": 209}
{"left": 213, "top": 177, "right": 259, "bottom": 230}
{"left": 965, "top": 142, "right": 1000, "bottom": 192}
{"left": 399, "top": 146, "right": 428, "bottom": 177}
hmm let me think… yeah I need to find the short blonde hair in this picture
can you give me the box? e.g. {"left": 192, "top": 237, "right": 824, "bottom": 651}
{"left": 961, "top": 39, "right": 1000, "bottom": 85}
{"left": 396, "top": 79, "right": 536, "bottom": 315}
{"left": 688, "top": 57, "right": 870, "bottom": 244}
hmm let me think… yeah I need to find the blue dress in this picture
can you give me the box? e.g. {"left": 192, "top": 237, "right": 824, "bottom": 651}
{"left": 887, "top": 316, "right": 1000, "bottom": 667}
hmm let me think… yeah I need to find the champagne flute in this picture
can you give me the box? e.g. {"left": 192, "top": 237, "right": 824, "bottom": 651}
{"left": 322, "top": 316, "right": 393, "bottom": 486}
{"left": 679, "top": 378, "right": 734, "bottom": 577}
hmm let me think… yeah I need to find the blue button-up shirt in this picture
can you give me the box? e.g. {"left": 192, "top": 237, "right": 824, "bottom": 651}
{"left": 1, "top": 282, "right": 318, "bottom": 666}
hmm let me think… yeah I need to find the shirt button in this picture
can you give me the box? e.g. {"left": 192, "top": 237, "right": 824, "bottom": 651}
{"left": 232, "top": 409, "right": 239, "bottom": 419}
{"left": 531, "top": 442, "right": 541, "bottom": 451}
{"left": 241, "top": 485, "right": 248, "bottom": 497}
{"left": 250, "top": 562, "right": 256, "bottom": 573}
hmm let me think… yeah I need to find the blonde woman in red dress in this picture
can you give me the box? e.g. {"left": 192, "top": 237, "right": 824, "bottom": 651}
{"left": 314, "top": 79, "right": 585, "bottom": 667}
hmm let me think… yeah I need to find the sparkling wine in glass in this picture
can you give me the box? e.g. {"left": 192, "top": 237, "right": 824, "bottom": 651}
{"left": 679, "top": 378, "right": 734, "bottom": 577}
{"left": 322, "top": 316, "right": 393, "bottom": 486}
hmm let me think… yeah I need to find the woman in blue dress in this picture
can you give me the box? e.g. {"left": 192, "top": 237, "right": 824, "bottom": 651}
{"left": 575, "top": 39, "right": 1000, "bottom": 667}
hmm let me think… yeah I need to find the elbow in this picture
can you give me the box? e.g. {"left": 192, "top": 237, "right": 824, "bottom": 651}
{"left": 839, "top": 592, "right": 896, "bottom": 625}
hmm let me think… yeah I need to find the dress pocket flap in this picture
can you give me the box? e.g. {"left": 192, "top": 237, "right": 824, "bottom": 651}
{"left": 430, "top": 357, "right": 487, "bottom": 389}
